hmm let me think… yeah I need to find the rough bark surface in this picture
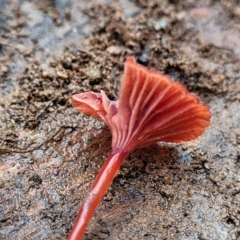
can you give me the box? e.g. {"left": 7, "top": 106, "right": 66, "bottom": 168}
{"left": 0, "top": 1, "right": 240, "bottom": 239}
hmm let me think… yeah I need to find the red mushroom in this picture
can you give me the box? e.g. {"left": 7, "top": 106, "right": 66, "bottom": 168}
{"left": 68, "top": 56, "right": 211, "bottom": 239}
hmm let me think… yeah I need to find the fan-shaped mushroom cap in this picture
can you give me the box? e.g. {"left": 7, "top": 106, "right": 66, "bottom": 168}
{"left": 72, "top": 57, "right": 211, "bottom": 153}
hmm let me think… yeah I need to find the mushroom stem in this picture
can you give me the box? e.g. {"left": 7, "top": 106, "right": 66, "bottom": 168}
{"left": 67, "top": 151, "right": 128, "bottom": 240}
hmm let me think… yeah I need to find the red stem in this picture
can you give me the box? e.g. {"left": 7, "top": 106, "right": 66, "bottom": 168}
{"left": 67, "top": 151, "right": 128, "bottom": 240}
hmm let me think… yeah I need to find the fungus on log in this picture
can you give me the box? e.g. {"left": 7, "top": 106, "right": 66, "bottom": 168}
{"left": 68, "top": 56, "right": 211, "bottom": 239}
